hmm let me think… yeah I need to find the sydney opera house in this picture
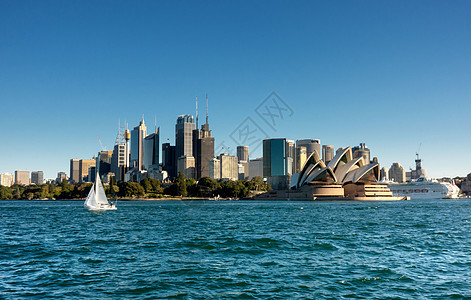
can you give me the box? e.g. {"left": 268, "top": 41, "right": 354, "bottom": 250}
{"left": 257, "top": 146, "right": 407, "bottom": 201}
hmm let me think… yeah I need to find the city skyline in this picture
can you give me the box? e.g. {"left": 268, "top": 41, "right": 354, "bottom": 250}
{"left": 1, "top": 1, "right": 470, "bottom": 179}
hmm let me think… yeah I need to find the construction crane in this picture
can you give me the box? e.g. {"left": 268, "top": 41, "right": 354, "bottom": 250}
{"left": 97, "top": 136, "right": 107, "bottom": 151}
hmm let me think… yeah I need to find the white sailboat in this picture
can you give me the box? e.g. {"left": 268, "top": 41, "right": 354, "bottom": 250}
{"left": 84, "top": 175, "right": 117, "bottom": 210}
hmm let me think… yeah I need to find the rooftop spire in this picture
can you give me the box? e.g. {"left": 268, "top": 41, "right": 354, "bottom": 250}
{"left": 196, "top": 96, "right": 199, "bottom": 129}
{"left": 206, "top": 93, "right": 209, "bottom": 125}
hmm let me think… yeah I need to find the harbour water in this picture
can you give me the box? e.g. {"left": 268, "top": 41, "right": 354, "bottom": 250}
{"left": 1, "top": 200, "right": 471, "bottom": 299}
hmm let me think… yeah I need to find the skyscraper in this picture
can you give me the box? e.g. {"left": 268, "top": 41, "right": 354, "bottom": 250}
{"left": 175, "top": 115, "right": 195, "bottom": 160}
{"left": 237, "top": 146, "right": 249, "bottom": 162}
{"left": 177, "top": 156, "right": 195, "bottom": 179}
{"left": 285, "top": 140, "right": 295, "bottom": 175}
{"left": 97, "top": 150, "right": 113, "bottom": 177}
{"left": 110, "top": 123, "right": 129, "bottom": 181}
{"left": 249, "top": 158, "right": 263, "bottom": 179}
{"left": 209, "top": 158, "right": 220, "bottom": 180}
{"left": 263, "top": 138, "right": 287, "bottom": 177}
{"left": 220, "top": 153, "right": 238, "bottom": 180}
{"left": 79, "top": 159, "right": 96, "bottom": 183}
{"left": 322, "top": 145, "right": 335, "bottom": 164}
{"left": 15, "top": 170, "right": 30, "bottom": 185}
{"left": 31, "top": 171, "right": 44, "bottom": 185}
{"left": 296, "top": 139, "right": 321, "bottom": 158}
{"left": 70, "top": 159, "right": 80, "bottom": 183}
{"left": 193, "top": 96, "right": 214, "bottom": 179}
{"left": 131, "top": 117, "right": 147, "bottom": 171}
{"left": 162, "top": 143, "right": 176, "bottom": 179}
{"left": 295, "top": 146, "right": 307, "bottom": 173}
{"left": 352, "top": 143, "right": 371, "bottom": 164}
{"left": 389, "top": 163, "right": 406, "bottom": 183}
{"left": 0, "top": 173, "right": 14, "bottom": 187}
{"left": 144, "top": 128, "right": 160, "bottom": 170}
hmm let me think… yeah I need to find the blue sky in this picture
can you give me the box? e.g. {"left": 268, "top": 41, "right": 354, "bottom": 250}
{"left": 1, "top": 0, "right": 470, "bottom": 179}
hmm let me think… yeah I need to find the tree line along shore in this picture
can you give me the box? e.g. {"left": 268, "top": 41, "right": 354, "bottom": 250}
{"left": 0, "top": 173, "right": 271, "bottom": 200}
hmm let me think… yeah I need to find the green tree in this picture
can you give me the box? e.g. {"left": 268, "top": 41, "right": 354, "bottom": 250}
{"left": 0, "top": 186, "right": 13, "bottom": 200}
{"left": 175, "top": 172, "right": 187, "bottom": 197}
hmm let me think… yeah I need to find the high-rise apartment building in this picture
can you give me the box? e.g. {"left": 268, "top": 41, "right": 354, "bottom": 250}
{"left": 0, "top": 173, "right": 14, "bottom": 187}
{"left": 31, "top": 171, "right": 44, "bottom": 185}
{"left": 220, "top": 153, "right": 238, "bottom": 180}
{"left": 144, "top": 128, "right": 160, "bottom": 170}
{"left": 209, "top": 158, "right": 221, "bottom": 180}
{"left": 56, "top": 172, "right": 68, "bottom": 184}
{"left": 70, "top": 159, "right": 80, "bottom": 183}
{"left": 131, "top": 118, "right": 147, "bottom": 171}
{"left": 15, "top": 170, "right": 30, "bottom": 185}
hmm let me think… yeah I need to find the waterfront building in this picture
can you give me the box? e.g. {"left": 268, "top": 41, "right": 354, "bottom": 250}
{"left": 380, "top": 167, "right": 388, "bottom": 181}
{"left": 352, "top": 143, "right": 371, "bottom": 164}
{"left": 31, "top": 171, "right": 44, "bottom": 185}
{"left": 175, "top": 115, "right": 195, "bottom": 162}
{"left": 295, "top": 146, "right": 307, "bottom": 173}
{"left": 15, "top": 170, "right": 30, "bottom": 185}
{"left": 209, "top": 158, "right": 221, "bottom": 180}
{"left": 389, "top": 163, "right": 406, "bottom": 183}
{"left": 249, "top": 158, "right": 263, "bottom": 179}
{"left": 97, "top": 150, "right": 113, "bottom": 177}
{"left": 220, "top": 153, "right": 238, "bottom": 180}
{"left": 322, "top": 145, "right": 335, "bottom": 164}
{"left": 177, "top": 156, "right": 195, "bottom": 179}
{"left": 162, "top": 143, "right": 177, "bottom": 179}
{"left": 237, "top": 146, "right": 249, "bottom": 162}
{"left": 0, "top": 173, "right": 14, "bottom": 187}
{"left": 286, "top": 140, "right": 295, "bottom": 175}
{"left": 143, "top": 128, "right": 160, "bottom": 171}
{"left": 56, "top": 172, "right": 68, "bottom": 184}
{"left": 79, "top": 159, "right": 96, "bottom": 183}
{"left": 130, "top": 117, "right": 147, "bottom": 171}
{"left": 70, "top": 159, "right": 80, "bottom": 183}
{"left": 296, "top": 139, "right": 321, "bottom": 159}
{"left": 263, "top": 138, "right": 287, "bottom": 177}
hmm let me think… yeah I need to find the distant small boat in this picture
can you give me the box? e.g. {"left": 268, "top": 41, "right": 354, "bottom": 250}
{"left": 84, "top": 175, "right": 117, "bottom": 210}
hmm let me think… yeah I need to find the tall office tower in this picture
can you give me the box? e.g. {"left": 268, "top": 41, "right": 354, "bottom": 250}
{"left": 15, "top": 170, "right": 30, "bottom": 185}
{"left": 175, "top": 115, "right": 195, "bottom": 161}
{"left": 389, "top": 163, "right": 406, "bottom": 183}
{"left": 296, "top": 139, "right": 321, "bottom": 158}
{"left": 56, "top": 172, "right": 68, "bottom": 184}
{"left": 97, "top": 150, "right": 113, "bottom": 177}
{"left": 79, "top": 159, "right": 96, "bottom": 183}
{"left": 144, "top": 128, "right": 160, "bottom": 170}
{"left": 111, "top": 144, "right": 126, "bottom": 181}
{"left": 0, "top": 173, "right": 14, "bottom": 187}
{"left": 263, "top": 138, "right": 287, "bottom": 177}
{"left": 237, "top": 146, "right": 249, "bottom": 162}
{"left": 209, "top": 158, "right": 221, "bottom": 180}
{"left": 162, "top": 143, "right": 176, "bottom": 179}
{"left": 352, "top": 143, "right": 371, "bottom": 164}
{"left": 219, "top": 153, "right": 238, "bottom": 180}
{"left": 285, "top": 140, "right": 295, "bottom": 175}
{"left": 322, "top": 145, "right": 335, "bottom": 164}
{"left": 193, "top": 97, "right": 214, "bottom": 179}
{"left": 380, "top": 167, "right": 388, "bottom": 181}
{"left": 177, "top": 156, "right": 195, "bottom": 179}
{"left": 131, "top": 117, "right": 147, "bottom": 171}
{"left": 70, "top": 159, "right": 80, "bottom": 183}
{"left": 31, "top": 171, "right": 44, "bottom": 185}
{"left": 295, "top": 146, "right": 307, "bottom": 173}
{"left": 249, "top": 158, "right": 263, "bottom": 179}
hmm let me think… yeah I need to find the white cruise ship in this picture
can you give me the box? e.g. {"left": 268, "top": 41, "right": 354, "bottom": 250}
{"left": 388, "top": 178, "right": 459, "bottom": 200}
{"left": 387, "top": 153, "right": 460, "bottom": 200}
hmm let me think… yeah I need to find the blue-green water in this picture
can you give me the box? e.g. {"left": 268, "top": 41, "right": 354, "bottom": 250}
{"left": 1, "top": 200, "right": 471, "bottom": 299}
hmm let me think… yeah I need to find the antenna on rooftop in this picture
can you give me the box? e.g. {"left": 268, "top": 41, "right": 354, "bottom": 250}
{"left": 196, "top": 96, "right": 199, "bottom": 129}
{"left": 206, "top": 93, "right": 209, "bottom": 124}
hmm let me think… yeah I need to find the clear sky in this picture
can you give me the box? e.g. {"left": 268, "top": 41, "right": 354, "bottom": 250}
{"left": 1, "top": 0, "right": 470, "bottom": 179}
